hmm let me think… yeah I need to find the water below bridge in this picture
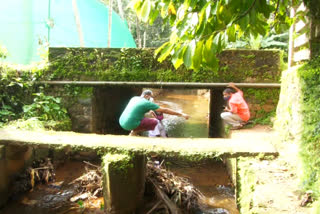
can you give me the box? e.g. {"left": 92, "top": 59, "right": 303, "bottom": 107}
{"left": 0, "top": 89, "right": 239, "bottom": 214}
{"left": 153, "top": 89, "right": 210, "bottom": 138}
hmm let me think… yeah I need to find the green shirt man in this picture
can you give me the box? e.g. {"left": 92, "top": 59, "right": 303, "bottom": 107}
{"left": 119, "top": 90, "right": 190, "bottom": 136}
{"left": 119, "top": 96, "right": 159, "bottom": 130}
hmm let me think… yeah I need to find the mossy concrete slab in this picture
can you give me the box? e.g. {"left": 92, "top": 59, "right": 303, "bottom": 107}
{"left": 0, "top": 128, "right": 278, "bottom": 159}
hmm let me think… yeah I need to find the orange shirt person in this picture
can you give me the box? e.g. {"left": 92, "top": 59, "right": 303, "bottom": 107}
{"left": 221, "top": 83, "right": 250, "bottom": 129}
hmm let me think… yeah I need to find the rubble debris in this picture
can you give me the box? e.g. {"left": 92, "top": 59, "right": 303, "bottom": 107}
{"left": 11, "top": 158, "right": 55, "bottom": 197}
{"left": 146, "top": 160, "right": 204, "bottom": 213}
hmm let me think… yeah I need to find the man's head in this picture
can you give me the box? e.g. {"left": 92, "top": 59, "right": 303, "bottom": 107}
{"left": 223, "top": 88, "right": 234, "bottom": 101}
{"left": 141, "top": 90, "right": 153, "bottom": 100}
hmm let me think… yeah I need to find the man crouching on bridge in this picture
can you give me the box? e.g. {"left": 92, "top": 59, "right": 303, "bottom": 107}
{"left": 119, "top": 90, "right": 189, "bottom": 136}
{"left": 221, "top": 83, "right": 250, "bottom": 130}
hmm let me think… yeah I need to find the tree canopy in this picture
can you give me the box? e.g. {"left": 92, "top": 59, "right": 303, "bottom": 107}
{"left": 130, "top": 0, "right": 303, "bottom": 71}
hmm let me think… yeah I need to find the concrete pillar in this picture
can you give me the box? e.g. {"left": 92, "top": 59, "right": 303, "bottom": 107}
{"left": 92, "top": 87, "right": 142, "bottom": 135}
{"left": 0, "top": 144, "right": 35, "bottom": 207}
{"left": 0, "top": 145, "right": 8, "bottom": 208}
{"left": 102, "top": 153, "right": 146, "bottom": 214}
{"left": 5, "top": 144, "right": 33, "bottom": 176}
{"left": 208, "top": 89, "right": 225, "bottom": 138}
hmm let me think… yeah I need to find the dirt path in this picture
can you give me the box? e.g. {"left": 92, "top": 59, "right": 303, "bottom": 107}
{"left": 231, "top": 125, "right": 311, "bottom": 214}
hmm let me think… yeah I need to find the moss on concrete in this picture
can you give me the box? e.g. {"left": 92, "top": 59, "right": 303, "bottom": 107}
{"left": 102, "top": 153, "right": 145, "bottom": 213}
{"left": 274, "top": 66, "right": 303, "bottom": 142}
{"left": 47, "top": 48, "right": 282, "bottom": 83}
{"left": 0, "top": 129, "right": 278, "bottom": 160}
{"left": 237, "top": 157, "right": 257, "bottom": 214}
{"left": 102, "top": 153, "right": 133, "bottom": 174}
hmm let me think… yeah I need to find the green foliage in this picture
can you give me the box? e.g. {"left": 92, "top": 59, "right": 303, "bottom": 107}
{"left": 48, "top": 48, "right": 282, "bottom": 84}
{"left": 77, "top": 200, "right": 84, "bottom": 209}
{"left": 228, "top": 32, "right": 289, "bottom": 54}
{"left": 23, "top": 90, "right": 69, "bottom": 121}
{"left": 0, "top": 105, "right": 15, "bottom": 124}
{"left": 130, "top": 0, "right": 299, "bottom": 71}
{"left": 297, "top": 55, "right": 320, "bottom": 201}
{"left": 100, "top": 202, "right": 104, "bottom": 210}
{"left": 47, "top": 48, "right": 111, "bottom": 80}
{"left": 0, "top": 65, "right": 38, "bottom": 123}
{"left": 0, "top": 63, "right": 71, "bottom": 131}
{"left": 251, "top": 110, "right": 276, "bottom": 126}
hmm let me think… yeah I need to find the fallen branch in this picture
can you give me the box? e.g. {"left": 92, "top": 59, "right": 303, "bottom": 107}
{"left": 146, "top": 201, "right": 162, "bottom": 214}
{"left": 33, "top": 167, "right": 50, "bottom": 170}
{"left": 147, "top": 160, "right": 203, "bottom": 212}
{"left": 83, "top": 161, "right": 101, "bottom": 169}
{"left": 149, "top": 179, "right": 183, "bottom": 214}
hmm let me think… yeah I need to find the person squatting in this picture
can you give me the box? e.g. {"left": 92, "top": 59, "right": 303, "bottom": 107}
{"left": 119, "top": 90, "right": 189, "bottom": 136}
{"left": 221, "top": 83, "right": 250, "bottom": 130}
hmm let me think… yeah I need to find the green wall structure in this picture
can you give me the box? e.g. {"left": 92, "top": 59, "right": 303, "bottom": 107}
{"left": 0, "top": 0, "right": 136, "bottom": 65}
{"left": 47, "top": 47, "right": 282, "bottom": 121}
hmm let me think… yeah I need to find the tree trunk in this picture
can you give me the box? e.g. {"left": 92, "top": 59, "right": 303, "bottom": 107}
{"left": 143, "top": 31, "right": 146, "bottom": 48}
{"left": 115, "top": 0, "right": 124, "bottom": 20}
{"left": 136, "top": 16, "right": 142, "bottom": 48}
{"left": 72, "top": 0, "right": 84, "bottom": 47}
{"left": 108, "top": 0, "right": 113, "bottom": 48}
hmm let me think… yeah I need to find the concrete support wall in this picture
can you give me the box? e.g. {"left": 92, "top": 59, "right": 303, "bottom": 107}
{"left": 68, "top": 97, "right": 93, "bottom": 133}
{"left": 0, "top": 144, "right": 34, "bottom": 207}
{"left": 92, "top": 87, "right": 142, "bottom": 135}
{"left": 208, "top": 89, "right": 225, "bottom": 138}
{"left": 224, "top": 158, "right": 237, "bottom": 201}
{"left": 0, "top": 142, "right": 100, "bottom": 208}
{"left": 102, "top": 153, "right": 146, "bottom": 214}
{"left": 0, "top": 145, "right": 8, "bottom": 207}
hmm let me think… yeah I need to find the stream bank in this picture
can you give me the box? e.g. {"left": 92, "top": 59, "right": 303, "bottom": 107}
{"left": 233, "top": 125, "right": 312, "bottom": 214}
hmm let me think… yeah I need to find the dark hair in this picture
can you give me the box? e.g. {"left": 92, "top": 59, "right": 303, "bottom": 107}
{"left": 223, "top": 88, "right": 235, "bottom": 94}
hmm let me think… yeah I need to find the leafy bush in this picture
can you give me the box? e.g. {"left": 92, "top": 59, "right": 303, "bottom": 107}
{"left": 18, "top": 90, "right": 72, "bottom": 131}
{"left": 0, "top": 65, "right": 37, "bottom": 123}
{"left": 0, "top": 105, "right": 15, "bottom": 123}
{"left": 23, "top": 91, "right": 68, "bottom": 121}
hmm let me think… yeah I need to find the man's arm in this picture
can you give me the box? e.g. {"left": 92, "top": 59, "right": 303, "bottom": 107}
{"left": 156, "top": 107, "right": 189, "bottom": 119}
{"left": 228, "top": 82, "right": 241, "bottom": 92}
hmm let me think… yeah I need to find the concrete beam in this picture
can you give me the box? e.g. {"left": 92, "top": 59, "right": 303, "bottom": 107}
{"left": 0, "top": 129, "right": 278, "bottom": 158}
{"left": 38, "top": 81, "right": 281, "bottom": 89}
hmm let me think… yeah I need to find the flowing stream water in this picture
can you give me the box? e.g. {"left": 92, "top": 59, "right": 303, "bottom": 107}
{"left": 154, "top": 89, "right": 209, "bottom": 138}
